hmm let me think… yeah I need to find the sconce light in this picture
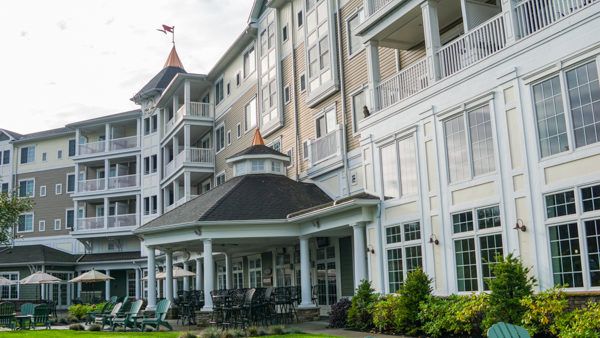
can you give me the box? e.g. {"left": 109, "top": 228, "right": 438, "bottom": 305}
{"left": 514, "top": 219, "right": 527, "bottom": 232}
{"left": 313, "top": 220, "right": 320, "bottom": 228}
{"left": 366, "top": 245, "right": 375, "bottom": 254}
{"left": 429, "top": 234, "right": 439, "bottom": 245}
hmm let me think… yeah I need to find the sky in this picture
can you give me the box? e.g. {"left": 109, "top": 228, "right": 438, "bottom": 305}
{"left": 0, "top": 0, "right": 254, "bottom": 134}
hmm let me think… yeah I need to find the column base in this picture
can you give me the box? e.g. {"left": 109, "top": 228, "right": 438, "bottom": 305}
{"left": 296, "top": 306, "right": 321, "bottom": 322}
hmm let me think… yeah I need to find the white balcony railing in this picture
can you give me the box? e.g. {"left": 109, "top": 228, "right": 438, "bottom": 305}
{"left": 165, "top": 102, "right": 213, "bottom": 135}
{"left": 164, "top": 147, "right": 214, "bottom": 178}
{"left": 376, "top": 57, "right": 430, "bottom": 111}
{"left": 109, "top": 136, "right": 137, "bottom": 151}
{"left": 165, "top": 197, "right": 186, "bottom": 213}
{"left": 108, "top": 174, "right": 138, "bottom": 189}
{"left": 437, "top": 14, "right": 506, "bottom": 78}
{"left": 107, "top": 214, "right": 137, "bottom": 228}
{"left": 76, "top": 217, "right": 105, "bottom": 231}
{"left": 78, "top": 178, "right": 105, "bottom": 193}
{"left": 365, "top": 0, "right": 395, "bottom": 16}
{"left": 78, "top": 141, "right": 105, "bottom": 155}
{"left": 308, "top": 125, "right": 343, "bottom": 166}
{"left": 515, "top": 0, "right": 598, "bottom": 38}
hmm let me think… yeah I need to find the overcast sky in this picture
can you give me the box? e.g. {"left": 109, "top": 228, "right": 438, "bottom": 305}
{"left": 0, "top": 0, "right": 253, "bottom": 134}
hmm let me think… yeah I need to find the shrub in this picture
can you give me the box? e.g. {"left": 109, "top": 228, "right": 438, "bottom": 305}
{"left": 347, "top": 279, "right": 378, "bottom": 331}
{"left": 179, "top": 332, "right": 198, "bottom": 338}
{"left": 268, "top": 325, "right": 286, "bottom": 335}
{"left": 328, "top": 298, "right": 351, "bottom": 328}
{"left": 69, "top": 323, "right": 85, "bottom": 331}
{"left": 373, "top": 294, "right": 402, "bottom": 333}
{"left": 247, "top": 326, "right": 260, "bottom": 336}
{"left": 419, "top": 293, "right": 489, "bottom": 338}
{"left": 556, "top": 301, "right": 600, "bottom": 338}
{"left": 483, "top": 253, "right": 535, "bottom": 330}
{"left": 67, "top": 315, "right": 80, "bottom": 323}
{"left": 201, "top": 327, "right": 221, "bottom": 338}
{"left": 395, "top": 268, "right": 432, "bottom": 335}
{"left": 520, "top": 286, "right": 568, "bottom": 336}
{"left": 87, "top": 324, "right": 101, "bottom": 331}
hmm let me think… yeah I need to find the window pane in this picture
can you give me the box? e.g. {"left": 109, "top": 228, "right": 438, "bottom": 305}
{"left": 405, "top": 245, "right": 423, "bottom": 274}
{"left": 533, "top": 76, "right": 568, "bottom": 157}
{"left": 387, "top": 248, "right": 403, "bottom": 293}
{"left": 581, "top": 184, "right": 600, "bottom": 212}
{"left": 398, "top": 136, "right": 418, "bottom": 196}
{"left": 455, "top": 238, "right": 478, "bottom": 292}
{"left": 453, "top": 211, "right": 474, "bottom": 234}
{"left": 566, "top": 61, "right": 600, "bottom": 148}
{"left": 585, "top": 219, "right": 600, "bottom": 286}
{"left": 549, "top": 223, "right": 584, "bottom": 287}
{"left": 386, "top": 225, "right": 401, "bottom": 244}
{"left": 352, "top": 90, "right": 367, "bottom": 130}
{"left": 403, "top": 222, "right": 421, "bottom": 241}
{"left": 480, "top": 234, "right": 503, "bottom": 290}
{"left": 348, "top": 10, "right": 364, "bottom": 55}
{"left": 445, "top": 115, "right": 469, "bottom": 182}
{"left": 545, "top": 190, "right": 576, "bottom": 218}
{"left": 477, "top": 206, "right": 501, "bottom": 230}
{"left": 468, "top": 105, "right": 495, "bottom": 176}
{"left": 381, "top": 143, "right": 399, "bottom": 199}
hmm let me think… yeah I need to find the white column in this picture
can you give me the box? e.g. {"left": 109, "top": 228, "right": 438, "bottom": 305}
{"left": 76, "top": 271, "right": 82, "bottom": 298}
{"left": 225, "top": 253, "right": 232, "bottom": 290}
{"left": 104, "top": 123, "right": 110, "bottom": 152}
{"left": 73, "top": 201, "right": 79, "bottom": 230}
{"left": 202, "top": 239, "right": 214, "bottom": 311}
{"left": 146, "top": 247, "right": 157, "bottom": 309}
{"left": 103, "top": 197, "right": 109, "bottom": 229}
{"left": 173, "top": 275, "right": 178, "bottom": 299}
{"left": 184, "top": 80, "right": 191, "bottom": 114}
{"left": 421, "top": 0, "right": 442, "bottom": 81}
{"left": 75, "top": 128, "right": 81, "bottom": 156}
{"left": 183, "top": 262, "right": 190, "bottom": 291}
{"left": 365, "top": 40, "right": 381, "bottom": 111}
{"left": 501, "top": 0, "right": 518, "bottom": 43}
{"left": 195, "top": 258, "right": 202, "bottom": 291}
{"left": 136, "top": 154, "right": 141, "bottom": 186}
{"left": 172, "top": 96, "right": 179, "bottom": 117}
{"left": 352, "top": 223, "right": 368, "bottom": 288}
{"left": 105, "top": 270, "right": 111, "bottom": 301}
{"left": 74, "top": 163, "right": 80, "bottom": 193}
{"left": 136, "top": 117, "right": 142, "bottom": 147}
{"left": 165, "top": 251, "right": 174, "bottom": 303}
{"left": 184, "top": 172, "right": 191, "bottom": 200}
{"left": 299, "top": 236, "right": 313, "bottom": 308}
{"left": 136, "top": 194, "right": 141, "bottom": 226}
{"left": 135, "top": 268, "right": 141, "bottom": 300}
{"left": 40, "top": 265, "right": 46, "bottom": 300}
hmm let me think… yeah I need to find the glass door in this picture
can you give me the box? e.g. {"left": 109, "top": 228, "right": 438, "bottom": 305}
{"left": 316, "top": 245, "right": 337, "bottom": 313}
{"left": 48, "top": 272, "right": 73, "bottom": 309}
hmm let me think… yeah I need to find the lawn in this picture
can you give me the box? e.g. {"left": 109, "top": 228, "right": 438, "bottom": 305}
{"left": 0, "top": 331, "right": 340, "bottom": 338}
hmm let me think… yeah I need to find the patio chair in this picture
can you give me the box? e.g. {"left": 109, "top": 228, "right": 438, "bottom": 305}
{"left": 20, "top": 303, "right": 35, "bottom": 316}
{"left": 111, "top": 299, "right": 143, "bottom": 331}
{"left": 0, "top": 302, "right": 16, "bottom": 330}
{"left": 139, "top": 299, "right": 172, "bottom": 331}
{"left": 488, "top": 322, "right": 530, "bottom": 338}
{"left": 94, "top": 302, "right": 122, "bottom": 329}
{"left": 30, "top": 304, "right": 51, "bottom": 330}
{"left": 85, "top": 298, "right": 116, "bottom": 324}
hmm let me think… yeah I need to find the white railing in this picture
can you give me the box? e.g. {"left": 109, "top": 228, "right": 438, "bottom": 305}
{"left": 365, "top": 0, "right": 395, "bottom": 16}
{"left": 78, "top": 178, "right": 105, "bottom": 192}
{"left": 164, "top": 148, "right": 214, "bottom": 178}
{"left": 109, "top": 136, "right": 137, "bottom": 151}
{"left": 187, "top": 102, "right": 212, "bottom": 118}
{"left": 308, "top": 125, "right": 342, "bottom": 166}
{"left": 515, "top": 0, "right": 598, "bottom": 38}
{"left": 437, "top": 14, "right": 506, "bottom": 78}
{"left": 78, "top": 141, "right": 105, "bottom": 155}
{"left": 376, "top": 58, "right": 430, "bottom": 110}
{"left": 76, "top": 217, "right": 105, "bottom": 231}
{"left": 107, "top": 174, "right": 138, "bottom": 189}
{"left": 107, "top": 214, "right": 137, "bottom": 228}
{"left": 165, "top": 197, "right": 186, "bottom": 212}
{"left": 165, "top": 102, "right": 213, "bottom": 135}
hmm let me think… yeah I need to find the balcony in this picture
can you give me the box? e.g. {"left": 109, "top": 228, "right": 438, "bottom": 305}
{"left": 165, "top": 195, "right": 198, "bottom": 213}
{"left": 77, "top": 175, "right": 139, "bottom": 194}
{"left": 365, "top": 0, "right": 395, "bottom": 17}
{"left": 164, "top": 147, "right": 214, "bottom": 179}
{"left": 165, "top": 102, "right": 213, "bottom": 136}
{"left": 107, "top": 174, "right": 138, "bottom": 189}
{"left": 515, "top": 0, "right": 598, "bottom": 38}
{"left": 307, "top": 125, "right": 343, "bottom": 168}
{"left": 376, "top": 57, "right": 430, "bottom": 111}
{"left": 78, "top": 178, "right": 105, "bottom": 193}
{"left": 78, "top": 136, "right": 138, "bottom": 157}
{"left": 75, "top": 217, "right": 105, "bottom": 231}
{"left": 75, "top": 214, "right": 137, "bottom": 232}
{"left": 107, "top": 214, "right": 137, "bottom": 228}
{"left": 78, "top": 140, "right": 105, "bottom": 155}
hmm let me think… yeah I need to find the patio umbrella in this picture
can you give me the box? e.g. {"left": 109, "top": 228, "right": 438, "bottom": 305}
{"left": 19, "top": 271, "right": 62, "bottom": 301}
{"left": 69, "top": 269, "right": 114, "bottom": 283}
{"left": 155, "top": 266, "right": 196, "bottom": 280}
{"left": 0, "top": 276, "right": 14, "bottom": 286}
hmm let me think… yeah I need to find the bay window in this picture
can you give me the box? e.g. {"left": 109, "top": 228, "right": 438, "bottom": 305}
{"left": 305, "top": 0, "right": 334, "bottom": 96}
{"left": 380, "top": 134, "right": 418, "bottom": 199}
{"left": 259, "top": 12, "right": 279, "bottom": 128}
{"left": 245, "top": 97, "right": 257, "bottom": 131}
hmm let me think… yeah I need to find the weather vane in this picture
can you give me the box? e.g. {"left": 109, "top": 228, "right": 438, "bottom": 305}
{"left": 157, "top": 24, "right": 175, "bottom": 45}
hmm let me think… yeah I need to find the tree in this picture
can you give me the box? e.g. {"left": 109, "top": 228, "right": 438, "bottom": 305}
{"left": 0, "top": 191, "right": 33, "bottom": 246}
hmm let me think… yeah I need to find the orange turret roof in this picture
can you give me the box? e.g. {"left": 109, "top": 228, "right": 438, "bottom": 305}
{"left": 252, "top": 129, "right": 265, "bottom": 146}
{"left": 163, "top": 45, "right": 184, "bottom": 70}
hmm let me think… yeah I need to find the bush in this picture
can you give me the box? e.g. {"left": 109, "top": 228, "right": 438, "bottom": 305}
{"left": 268, "top": 325, "right": 286, "bottom": 335}
{"left": 201, "top": 327, "right": 221, "bottom": 338}
{"left": 556, "top": 301, "right": 600, "bottom": 338}
{"left": 347, "top": 279, "right": 378, "bottom": 331}
{"left": 520, "top": 286, "right": 568, "bottom": 336}
{"left": 179, "top": 333, "right": 198, "bottom": 338}
{"left": 395, "top": 268, "right": 432, "bottom": 335}
{"left": 483, "top": 253, "right": 535, "bottom": 330}
{"left": 69, "top": 323, "right": 85, "bottom": 331}
{"left": 87, "top": 324, "right": 101, "bottom": 331}
{"left": 419, "top": 293, "right": 489, "bottom": 338}
{"left": 328, "top": 298, "right": 351, "bottom": 328}
{"left": 373, "top": 294, "right": 402, "bottom": 333}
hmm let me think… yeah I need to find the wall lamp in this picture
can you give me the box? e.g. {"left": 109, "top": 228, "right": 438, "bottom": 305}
{"left": 514, "top": 219, "right": 527, "bottom": 232}
{"left": 429, "top": 234, "right": 439, "bottom": 245}
{"left": 366, "top": 245, "right": 375, "bottom": 254}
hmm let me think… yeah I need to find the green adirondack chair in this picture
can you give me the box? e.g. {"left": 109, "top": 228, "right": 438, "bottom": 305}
{"left": 86, "top": 299, "right": 115, "bottom": 324}
{"left": 488, "top": 322, "right": 530, "bottom": 338}
{"left": 111, "top": 299, "right": 143, "bottom": 331}
{"left": 94, "top": 302, "right": 122, "bottom": 329}
{"left": 140, "top": 299, "right": 172, "bottom": 331}
{"left": 20, "top": 303, "right": 35, "bottom": 316}
{"left": 0, "top": 302, "right": 16, "bottom": 330}
{"left": 30, "top": 304, "right": 51, "bottom": 330}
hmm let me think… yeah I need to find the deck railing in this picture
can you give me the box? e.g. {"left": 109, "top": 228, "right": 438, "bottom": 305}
{"left": 165, "top": 102, "right": 213, "bottom": 135}
{"left": 107, "top": 174, "right": 138, "bottom": 189}
{"left": 515, "top": 0, "right": 598, "bottom": 38}
{"left": 107, "top": 214, "right": 137, "bottom": 228}
{"left": 109, "top": 136, "right": 137, "bottom": 151}
{"left": 164, "top": 147, "right": 214, "bottom": 178}
{"left": 76, "top": 217, "right": 105, "bottom": 231}
{"left": 376, "top": 57, "right": 430, "bottom": 110}
{"left": 78, "top": 141, "right": 105, "bottom": 155}
{"left": 308, "top": 125, "right": 342, "bottom": 166}
{"left": 365, "top": 0, "right": 395, "bottom": 16}
{"left": 78, "top": 178, "right": 105, "bottom": 192}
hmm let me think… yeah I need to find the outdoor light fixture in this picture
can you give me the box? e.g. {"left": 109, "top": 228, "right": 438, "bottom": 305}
{"left": 514, "top": 219, "right": 527, "bottom": 232}
{"left": 366, "top": 245, "right": 375, "bottom": 254}
{"left": 429, "top": 234, "right": 439, "bottom": 245}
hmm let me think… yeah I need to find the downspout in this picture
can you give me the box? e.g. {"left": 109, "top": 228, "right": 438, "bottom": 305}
{"left": 376, "top": 199, "right": 385, "bottom": 292}
{"left": 335, "top": 0, "right": 351, "bottom": 197}
{"left": 290, "top": 1, "right": 301, "bottom": 181}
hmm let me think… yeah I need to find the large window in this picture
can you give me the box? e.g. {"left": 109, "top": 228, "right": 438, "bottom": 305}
{"left": 245, "top": 98, "right": 257, "bottom": 131}
{"left": 67, "top": 174, "right": 75, "bottom": 193}
{"left": 351, "top": 89, "right": 367, "bottom": 132}
{"left": 444, "top": 105, "right": 495, "bottom": 182}
{"left": 248, "top": 256, "right": 262, "bottom": 288}
{"left": 217, "top": 263, "right": 226, "bottom": 290}
{"left": 347, "top": 8, "right": 365, "bottom": 56}
{"left": 546, "top": 183, "right": 600, "bottom": 288}
{"left": 259, "top": 12, "right": 278, "bottom": 127}
{"left": 316, "top": 107, "right": 336, "bottom": 138}
{"left": 244, "top": 47, "right": 256, "bottom": 78}
{"left": 232, "top": 260, "right": 244, "bottom": 289}
{"left": 380, "top": 135, "right": 418, "bottom": 199}
{"left": 18, "top": 179, "right": 34, "bottom": 197}
{"left": 0, "top": 272, "right": 18, "bottom": 299}
{"left": 68, "top": 139, "right": 76, "bottom": 157}
{"left": 2, "top": 150, "right": 10, "bottom": 165}
{"left": 215, "top": 78, "right": 224, "bottom": 105}
{"left": 452, "top": 205, "right": 503, "bottom": 292}
{"left": 386, "top": 221, "right": 423, "bottom": 292}
{"left": 18, "top": 213, "right": 34, "bottom": 233}
{"left": 215, "top": 125, "right": 225, "bottom": 153}
{"left": 305, "top": 0, "right": 332, "bottom": 94}
{"left": 533, "top": 60, "right": 600, "bottom": 158}
{"left": 20, "top": 146, "right": 35, "bottom": 164}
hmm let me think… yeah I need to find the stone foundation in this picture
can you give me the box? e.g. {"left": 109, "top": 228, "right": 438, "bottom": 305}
{"left": 296, "top": 307, "right": 320, "bottom": 322}
{"left": 567, "top": 292, "right": 600, "bottom": 310}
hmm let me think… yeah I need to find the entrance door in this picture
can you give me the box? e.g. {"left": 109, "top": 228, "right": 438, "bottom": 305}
{"left": 316, "top": 244, "right": 338, "bottom": 314}
{"left": 48, "top": 272, "right": 73, "bottom": 309}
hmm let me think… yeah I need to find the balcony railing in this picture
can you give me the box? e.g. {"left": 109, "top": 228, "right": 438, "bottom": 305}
{"left": 308, "top": 125, "right": 343, "bottom": 166}
{"left": 437, "top": 14, "right": 506, "bottom": 78}
{"left": 165, "top": 102, "right": 213, "bottom": 135}
{"left": 78, "top": 178, "right": 105, "bottom": 193}
{"left": 78, "top": 141, "right": 105, "bottom": 155}
{"left": 76, "top": 217, "right": 105, "bottom": 231}
{"left": 109, "top": 136, "right": 137, "bottom": 151}
{"left": 164, "top": 147, "right": 214, "bottom": 178}
{"left": 376, "top": 57, "right": 430, "bottom": 111}
{"left": 365, "top": 0, "right": 395, "bottom": 16}
{"left": 108, "top": 174, "right": 138, "bottom": 189}
{"left": 107, "top": 214, "right": 137, "bottom": 228}
{"left": 515, "top": 0, "right": 598, "bottom": 38}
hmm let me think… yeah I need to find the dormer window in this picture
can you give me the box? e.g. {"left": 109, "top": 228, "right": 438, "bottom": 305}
{"left": 272, "top": 161, "right": 282, "bottom": 173}
{"left": 251, "top": 160, "right": 265, "bottom": 172}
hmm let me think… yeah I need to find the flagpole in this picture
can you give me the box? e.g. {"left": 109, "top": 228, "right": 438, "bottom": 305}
{"left": 172, "top": 26, "right": 175, "bottom": 45}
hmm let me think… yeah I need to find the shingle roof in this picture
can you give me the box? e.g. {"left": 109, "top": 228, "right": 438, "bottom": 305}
{"left": 228, "top": 144, "right": 289, "bottom": 160}
{"left": 139, "top": 174, "right": 332, "bottom": 230}
{"left": 77, "top": 251, "right": 142, "bottom": 263}
{"left": 15, "top": 127, "right": 73, "bottom": 142}
{"left": 0, "top": 129, "right": 23, "bottom": 140}
{"left": 287, "top": 192, "right": 380, "bottom": 218}
{"left": 0, "top": 245, "right": 76, "bottom": 266}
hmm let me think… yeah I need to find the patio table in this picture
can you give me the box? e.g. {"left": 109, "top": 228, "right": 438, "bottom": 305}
{"left": 15, "top": 315, "right": 31, "bottom": 330}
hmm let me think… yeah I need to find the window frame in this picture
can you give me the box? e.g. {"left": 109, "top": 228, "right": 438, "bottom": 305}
{"left": 39, "top": 185, "right": 46, "bottom": 197}
{"left": 245, "top": 97, "right": 258, "bottom": 132}
{"left": 0, "top": 272, "right": 19, "bottom": 299}
{"left": 215, "top": 124, "right": 225, "bottom": 153}
{"left": 350, "top": 86, "right": 368, "bottom": 133}
{"left": 66, "top": 173, "right": 76, "bottom": 193}
{"left": 65, "top": 209, "right": 74, "bottom": 229}
{"left": 18, "top": 178, "right": 35, "bottom": 198}
{"left": 379, "top": 132, "right": 419, "bottom": 200}
{"left": 243, "top": 47, "right": 256, "bottom": 79}
{"left": 248, "top": 254, "right": 263, "bottom": 288}
{"left": 38, "top": 220, "right": 46, "bottom": 232}
{"left": 53, "top": 218, "right": 61, "bottom": 231}
{"left": 17, "top": 213, "right": 34, "bottom": 233}
{"left": 20, "top": 146, "right": 35, "bottom": 164}
{"left": 384, "top": 220, "right": 424, "bottom": 293}
{"left": 55, "top": 183, "right": 63, "bottom": 195}
{"left": 346, "top": 7, "right": 365, "bottom": 58}
{"left": 215, "top": 172, "right": 226, "bottom": 187}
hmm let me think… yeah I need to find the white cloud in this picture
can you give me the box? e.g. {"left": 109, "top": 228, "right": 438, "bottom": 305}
{"left": 0, "top": 0, "right": 254, "bottom": 133}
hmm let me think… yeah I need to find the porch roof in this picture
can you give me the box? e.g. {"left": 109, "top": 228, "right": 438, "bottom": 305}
{"left": 0, "top": 245, "right": 76, "bottom": 267}
{"left": 76, "top": 251, "right": 142, "bottom": 263}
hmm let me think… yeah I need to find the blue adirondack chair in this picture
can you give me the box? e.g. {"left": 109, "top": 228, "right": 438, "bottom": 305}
{"left": 488, "top": 322, "right": 530, "bottom": 338}
{"left": 139, "top": 299, "right": 172, "bottom": 331}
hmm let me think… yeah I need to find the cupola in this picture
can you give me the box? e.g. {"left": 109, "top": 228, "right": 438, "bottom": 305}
{"left": 226, "top": 129, "right": 290, "bottom": 177}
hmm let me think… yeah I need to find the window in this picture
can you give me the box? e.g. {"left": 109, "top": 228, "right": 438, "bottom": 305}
{"left": 0, "top": 272, "right": 19, "bottom": 299}
{"left": 144, "top": 117, "right": 150, "bottom": 135}
{"left": 215, "top": 125, "right": 225, "bottom": 152}
{"left": 18, "top": 213, "right": 33, "bottom": 233}
{"left": 233, "top": 260, "right": 244, "bottom": 289}
{"left": 452, "top": 205, "right": 503, "bottom": 292}
{"left": 237, "top": 123, "right": 241, "bottom": 138}
{"left": 127, "top": 271, "right": 137, "bottom": 298}
{"left": 226, "top": 82, "right": 231, "bottom": 96}
{"left": 217, "top": 263, "right": 227, "bottom": 290}
{"left": 151, "top": 115, "right": 158, "bottom": 133}
{"left": 286, "top": 149, "right": 293, "bottom": 168}
{"left": 282, "top": 25, "right": 288, "bottom": 42}
{"left": 545, "top": 190, "right": 576, "bottom": 218}
{"left": 54, "top": 219, "right": 61, "bottom": 231}
{"left": 1, "top": 183, "right": 8, "bottom": 193}
{"left": 215, "top": 173, "right": 225, "bottom": 186}
{"left": 352, "top": 89, "right": 367, "bottom": 131}
{"left": 305, "top": 0, "right": 332, "bottom": 93}
{"left": 303, "top": 141, "right": 309, "bottom": 160}
{"left": 42, "top": 152, "right": 47, "bottom": 161}
{"left": 20, "top": 146, "right": 35, "bottom": 164}
{"left": 39, "top": 185, "right": 46, "bottom": 197}
{"left": 549, "top": 223, "right": 583, "bottom": 287}
{"left": 243, "top": 47, "right": 256, "bottom": 78}
{"left": 245, "top": 97, "right": 257, "bottom": 131}
{"left": 251, "top": 160, "right": 265, "bottom": 172}
{"left": 57, "top": 150, "right": 62, "bottom": 159}
{"left": 143, "top": 157, "right": 150, "bottom": 175}
{"left": 284, "top": 85, "right": 291, "bottom": 104}
{"left": 386, "top": 221, "right": 422, "bottom": 292}
{"left": 55, "top": 184, "right": 62, "bottom": 195}
{"left": 2, "top": 150, "right": 10, "bottom": 165}
{"left": 151, "top": 155, "right": 157, "bottom": 173}
{"left": 39, "top": 220, "right": 45, "bottom": 232}
{"left": 271, "top": 160, "right": 282, "bottom": 173}
{"left": 18, "top": 179, "right": 34, "bottom": 197}
{"left": 270, "top": 139, "right": 281, "bottom": 152}
{"left": 248, "top": 256, "right": 262, "bottom": 288}
{"left": 297, "top": 10, "right": 304, "bottom": 28}
{"left": 444, "top": 105, "right": 495, "bottom": 182}
{"left": 316, "top": 107, "right": 336, "bottom": 138}
{"left": 300, "top": 74, "right": 307, "bottom": 92}
{"left": 533, "top": 60, "right": 600, "bottom": 158}
{"left": 236, "top": 72, "right": 241, "bottom": 87}
{"left": 227, "top": 130, "right": 231, "bottom": 146}
{"left": 380, "top": 135, "right": 418, "bottom": 199}
{"left": 259, "top": 13, "right": 278, "bottom": 127}
{"left": 66, "top": 209, "right": 74, "bottom": 229}
{"left": 347, "top": 8, "right": 365, "bottom": 55}
{"left": 581, "top": 184, "right": 600, "bottom": 212}
{"left": 151, "top": 195, "right": 158, "bottom": 214}
{"left": 144, "top": 197, "right": 150, "bottom": 216}
{"left": 68, "top": 139, "right": 76, "bottom": 157}
{"left": 215, "top": 78, "right": 224, "bottom": 104}
{"left": 67, "top": 174, "right": 75, "bottom": 193}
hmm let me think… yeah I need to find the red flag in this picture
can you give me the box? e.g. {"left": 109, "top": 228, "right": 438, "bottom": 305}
{"left": 162, "top": 25, "right": 174, "bottom": 33}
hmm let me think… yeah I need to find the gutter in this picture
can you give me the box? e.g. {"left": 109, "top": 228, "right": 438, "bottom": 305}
{"left": 286, "top": 198, "right": 379, "bottom": 223}
{"left": 135, "top": 219, "right": 288, "bottom": 235}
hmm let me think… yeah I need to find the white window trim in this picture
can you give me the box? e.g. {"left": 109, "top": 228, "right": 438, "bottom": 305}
{"left": 66, "top": 173, "right": 75, "bottom": 193}
{"left": 383, "top": 220, "right": 423, "bottom": 293}
{"left": 38, "top": 220, "right": 45, "bottom": 232}
{"left": 17, "top": 212, "right": 34, "bottom": 233}
{"left": 247, "top": 254, "right": 263, "bottom": 288}
{"left": 243, "top": 46, "right": 256, "bottom": 79}
{"left": 346, "top": 7, "right": 365, "bottom": 59}
{"left": 227, "top": 130, "right": 232, "bottom": 146}
{"left": 65, "top": 208, "right": 74, "bottom": 229}
{"left": 215, "top": 171, "right": 226, "bottom": 187}
{"left": 284, "top": 85, "right": 291, "bottom": 105}
{"left": 215, "top": 76, "right": 225, "bottom": 106}
{"left": 237, "top": 123, "right": 242, "bottom": 139}
{"left": 55, "top": 183, "right": 63, "bottom": 195}
{"left": 54, "top": 218, "right": 61, "bottom": 231}
{"left": 39, "top": 185, "right": 46, "bottom": 197}
{"left": 232, "top": 258, "right": 244, "bottom": 289}
{"left": 245, "top": 96, "right": 258, "bottom": 132}
{"left": 378, "top": 133, "right": 419, "bottom": 201}
{"left": 18, "top": 178, "right": 35, "bottom": 198}
{"left": 215, "top": 123, "right": 225, "bottom": 154}
{"left": 0, "top": 272, "right": 19, "bottom": 299}
{"left": 350, "top": 85, "right": 369, "bottom": 134}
